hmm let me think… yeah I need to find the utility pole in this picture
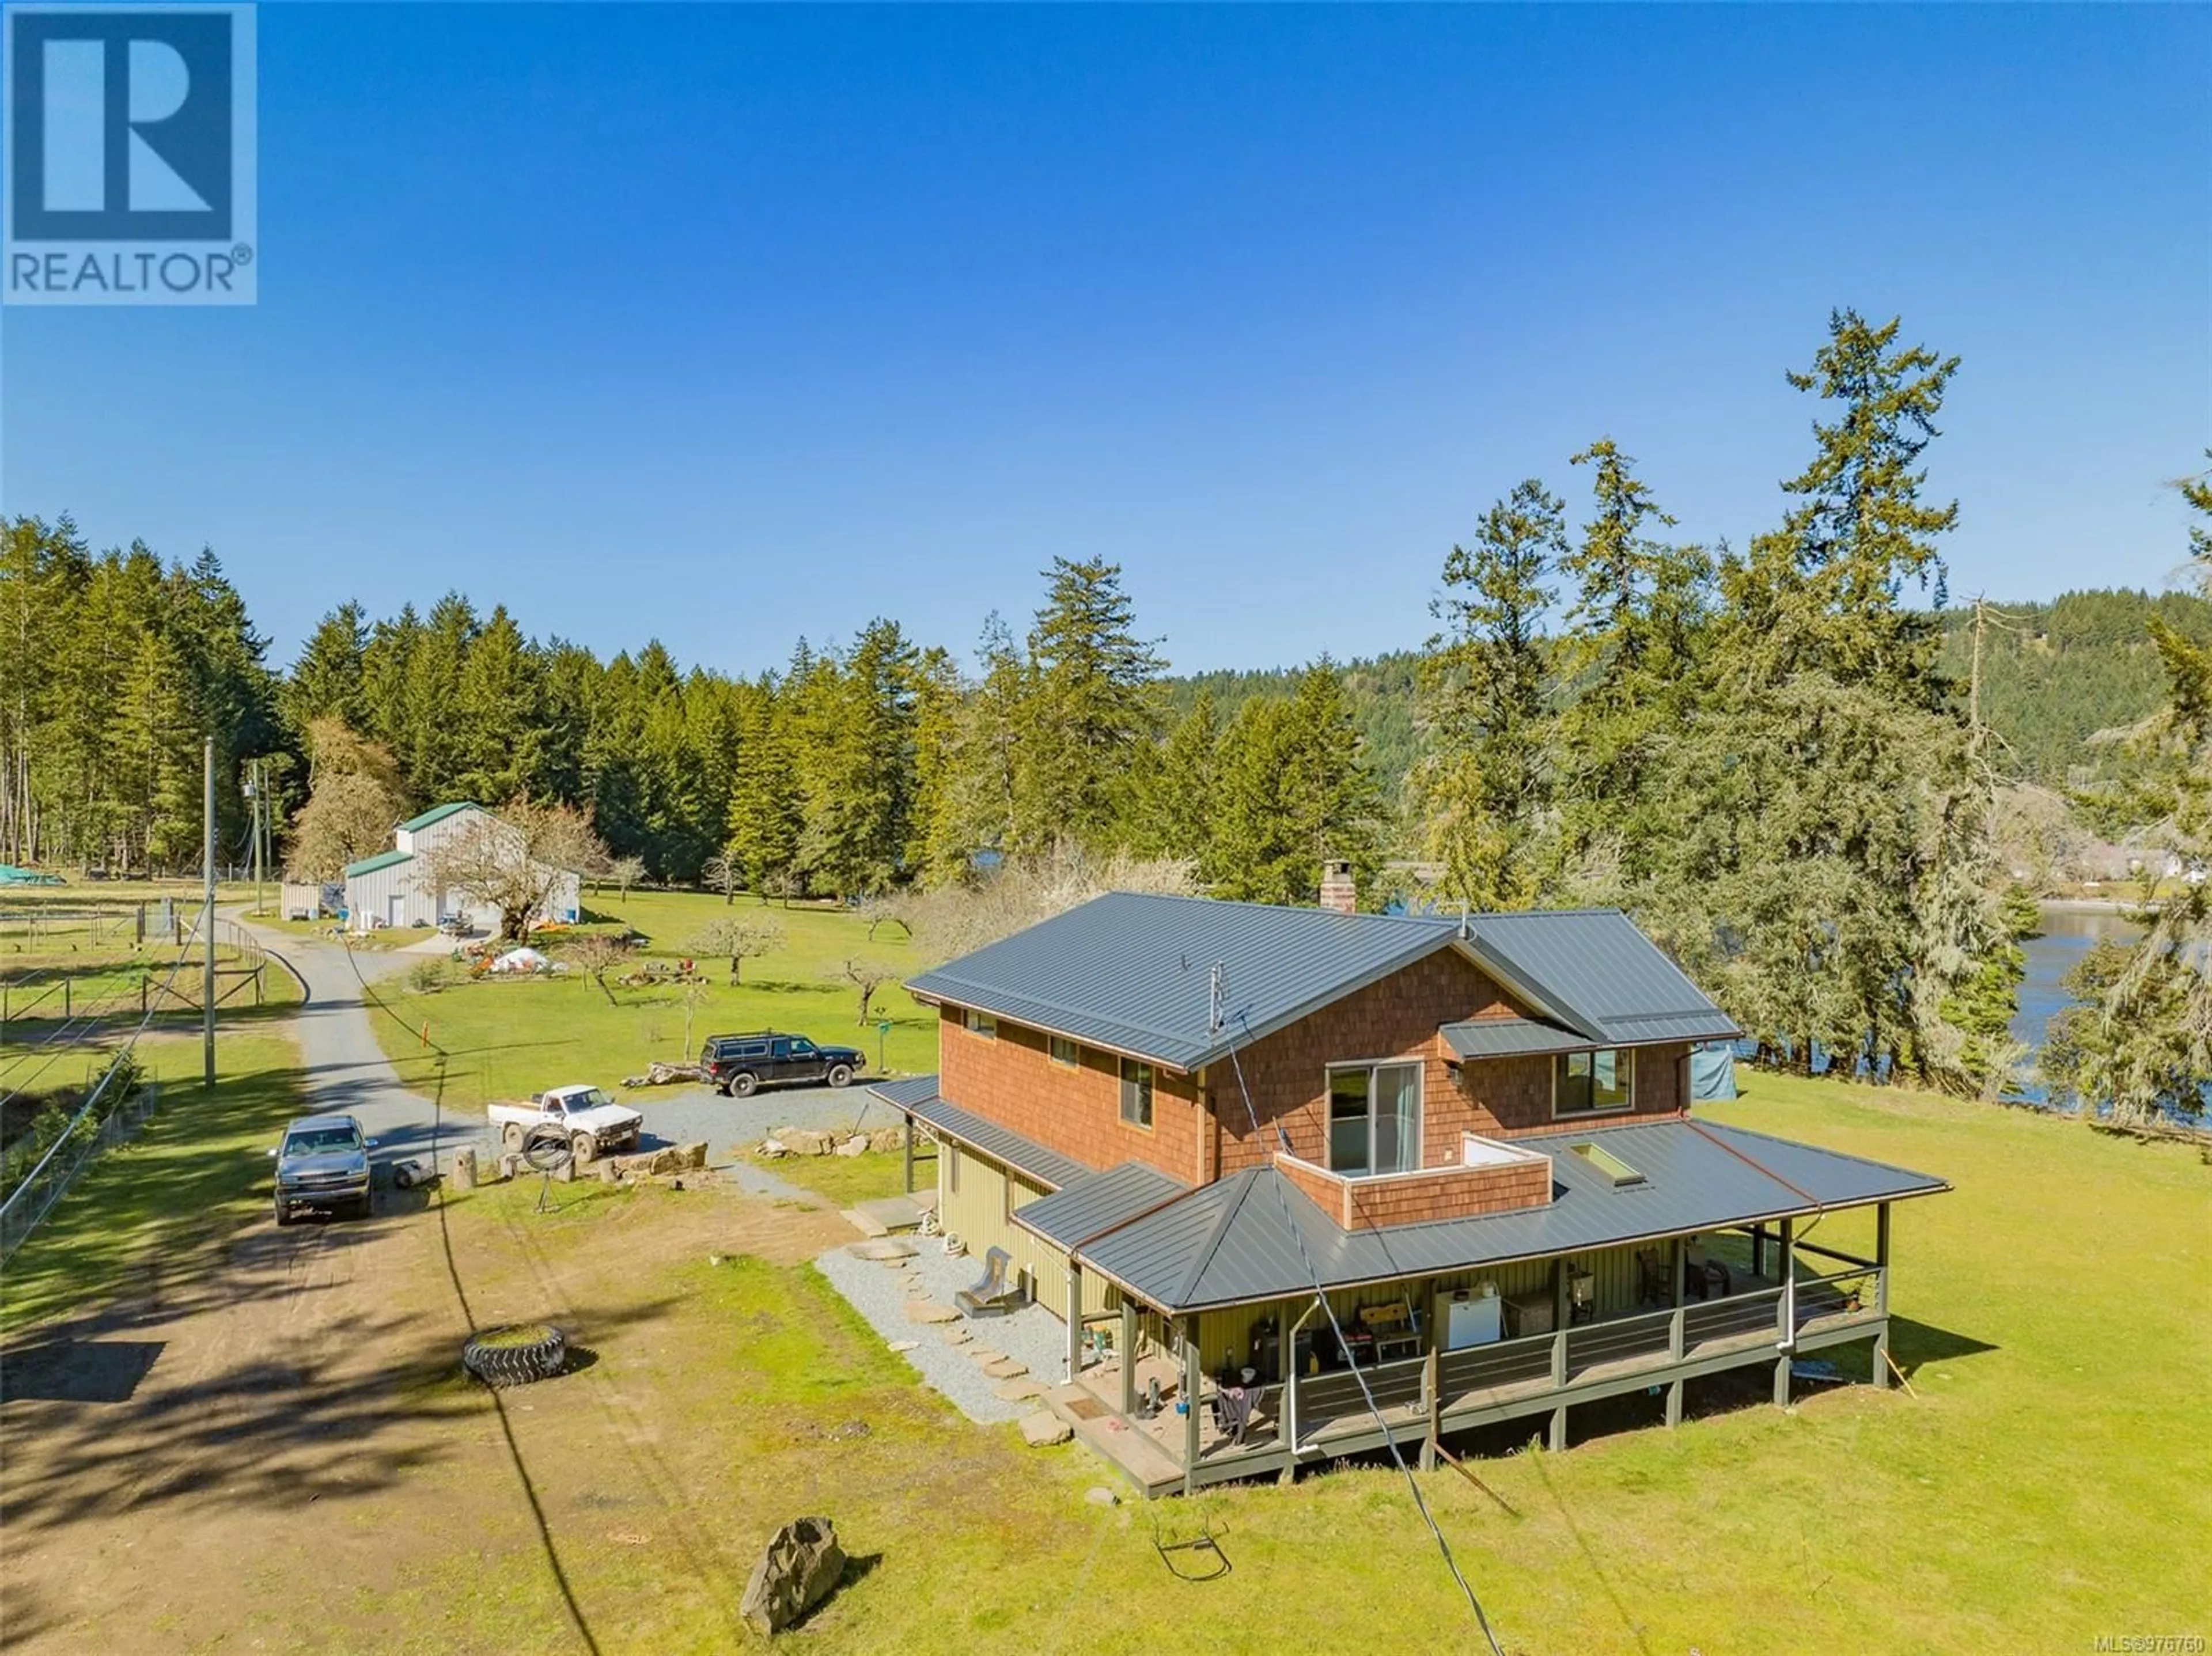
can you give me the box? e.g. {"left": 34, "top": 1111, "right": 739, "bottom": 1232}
{"left": 248, "top": 759, "right": 264, "bottom": 918}
{"left": 203, "top": 736, "right": 217, "bottom": 1090}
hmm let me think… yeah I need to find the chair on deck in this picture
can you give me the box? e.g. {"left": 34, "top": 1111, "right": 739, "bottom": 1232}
{"left": 955, "top": 1245, "right": 1026, "bottom": 1318}
{"left": 1636, "top": 1249, "right": 1668, "bottom": 1307}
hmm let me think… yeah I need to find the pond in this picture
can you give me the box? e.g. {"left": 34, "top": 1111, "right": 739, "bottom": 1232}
{"left": 2010, "top": 903, "right": 2140, "bottom": 1068}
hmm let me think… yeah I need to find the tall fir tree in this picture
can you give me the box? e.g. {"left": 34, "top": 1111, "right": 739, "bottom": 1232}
{"left": 1014, "top": 558, "right": 1164, "bottom": 852}
{"left": 1419, "top": 479, "right": 1563, "bottom": 910}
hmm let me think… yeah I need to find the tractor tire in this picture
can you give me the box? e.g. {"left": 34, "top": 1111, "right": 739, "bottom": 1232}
{"left": 501, "top": 1121, "right": 525, "bottom": 1153}
{"left": 825, "top": 1064, "right": 854, "bottom": 1089}
{"left": 461, "top": 1324, "right": 568, "bottom": 1389}
{"left": 730, "top": 1071, "right": 759, "bottom": 1098}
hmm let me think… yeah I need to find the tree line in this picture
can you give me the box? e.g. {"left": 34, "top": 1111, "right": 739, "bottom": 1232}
{"left": 7, "top": 309, "right": 2203, "bottom": 1106}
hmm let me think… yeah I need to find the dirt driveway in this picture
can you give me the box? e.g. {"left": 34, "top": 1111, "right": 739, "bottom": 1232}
{"left": 1, "top": 1169, "right": 855, "bottom": 1653}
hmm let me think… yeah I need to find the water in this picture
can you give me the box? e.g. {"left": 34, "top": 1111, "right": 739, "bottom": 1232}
{"left": 2010, "top": 903, "right": 2140, "bottom": 1064}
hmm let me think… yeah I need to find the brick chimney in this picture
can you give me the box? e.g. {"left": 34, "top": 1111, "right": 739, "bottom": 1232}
{"left": 1319, "top": 859, "right": 1356, "bottom": 915}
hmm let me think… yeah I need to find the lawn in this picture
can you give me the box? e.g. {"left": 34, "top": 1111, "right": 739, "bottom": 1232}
{"left": 364, "top": 889, "right": 941, "bottom": 1106}
{"left": 743, "top": 1145, "right": 915, "bottom": 1210}
{"left": 0, "top": 1026, "right": 307, "bottom": 1333}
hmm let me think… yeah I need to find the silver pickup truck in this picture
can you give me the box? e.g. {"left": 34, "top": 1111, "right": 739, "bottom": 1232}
{"left": 271, "top": 1113, "right": 376, "bottom": 1223}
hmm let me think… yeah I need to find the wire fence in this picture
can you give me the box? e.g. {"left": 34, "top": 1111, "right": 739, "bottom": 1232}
{"left": 0, "top": 1053, "right": 160, "bottom": 1262}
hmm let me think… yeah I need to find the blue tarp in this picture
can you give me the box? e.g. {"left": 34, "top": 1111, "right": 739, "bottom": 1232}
{"left": 1690, "top": 1046, "right": 1738, "bottom": 1101}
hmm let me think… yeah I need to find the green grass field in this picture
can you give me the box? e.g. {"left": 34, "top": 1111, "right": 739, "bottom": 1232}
{"left": 366, "top": 889, "right": 939, "bottom": 1105}
{"left": 0, "top": 1027, "right": 306, "bottom": 1333}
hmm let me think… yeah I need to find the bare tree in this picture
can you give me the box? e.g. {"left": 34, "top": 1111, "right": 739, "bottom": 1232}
{"left": 609, "top": 855, "right": 646, "bottom": 906}
{"left": 285, "top": 719, "right": 406, "bottom": 880}
{"left": 839, "top": 958, "right": 897, "bottom": 1026}
{"left": 566, "top": 934, "right": 632, "bottom": 1006}
{"left": 416, "top": 797, "right": 608, "bottom": 944}
{"left": 903, "top": 844, "right": 1198, "bottom": 964}
{"left": 688, "top": 918, "right": 786, "bottom": 984}
{"left": 677, "top": 976, "right": 713, "bottom": 1056}
{"left": 702, "top": 852, "right": 740, "bottom": 905}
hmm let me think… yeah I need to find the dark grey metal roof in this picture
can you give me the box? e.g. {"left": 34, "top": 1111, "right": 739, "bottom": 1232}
{"left": 1013, "top": 1160, "right": 1188, "bottom": 1250}
{"left": 1459, "top": 911, "right": 1744, "bottom": 1047}
{"left": 865, "top": 1077, "right": 1089, "bottom": 1192}
{"left": 1439, "top": 1015, "right": 1594, "bottom": 1060}
{"left": 903, "top": 892, "right": 1738, "bottom": 1072}
{"left": 1076, "top": 1117, "right": 1946, "bottom": 1312}
{"left": 906, "top": 892, "right": 1460, "bottom": 1071}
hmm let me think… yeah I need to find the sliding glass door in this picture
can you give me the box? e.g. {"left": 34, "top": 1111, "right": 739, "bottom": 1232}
{"left": 1327, "top": 1061, "right": 1423, "bottom": 1176}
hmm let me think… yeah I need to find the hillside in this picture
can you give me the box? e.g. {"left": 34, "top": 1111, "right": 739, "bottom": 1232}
{"left": 1163, "top": 586, "right": 2212, "bottom": 805}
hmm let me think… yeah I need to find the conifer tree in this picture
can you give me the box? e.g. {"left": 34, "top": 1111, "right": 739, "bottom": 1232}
{"left": 1014, "top": 558, "right": 1164, "bottom": 852}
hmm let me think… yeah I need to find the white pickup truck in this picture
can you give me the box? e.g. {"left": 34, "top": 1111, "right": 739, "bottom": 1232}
{"left": 488, "top": 1085, "right": 644, "bottom": 1164}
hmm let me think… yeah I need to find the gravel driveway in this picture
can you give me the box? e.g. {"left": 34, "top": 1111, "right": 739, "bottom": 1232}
{"left": 619, "top": 1080, "right": 912, "bottom": 1160}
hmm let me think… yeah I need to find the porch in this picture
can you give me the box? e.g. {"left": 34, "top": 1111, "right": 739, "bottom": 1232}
{"left": 1044, "top": 1217, "right": 1895, "bottom": 1499}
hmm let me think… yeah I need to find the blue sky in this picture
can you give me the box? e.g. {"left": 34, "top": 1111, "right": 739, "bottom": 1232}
{"left": 2, "top": 3, "right": 2206, "bottom": 677}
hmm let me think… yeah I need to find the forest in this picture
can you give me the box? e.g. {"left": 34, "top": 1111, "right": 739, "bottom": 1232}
{"left": 3, "top": 310, "right": 2207, "bottom": 1117}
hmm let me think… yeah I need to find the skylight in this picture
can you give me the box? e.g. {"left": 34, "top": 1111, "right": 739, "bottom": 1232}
{"left": 1568, "top": 1142, "right": 1646, "bottom": 1187}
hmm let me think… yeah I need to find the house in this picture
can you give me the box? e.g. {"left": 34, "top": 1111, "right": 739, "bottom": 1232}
{"left": 341, "top": 802, "right": 582, "bottom": 934}
{"left": 866, "top": 873, "right": 1948, "bottom": 1497}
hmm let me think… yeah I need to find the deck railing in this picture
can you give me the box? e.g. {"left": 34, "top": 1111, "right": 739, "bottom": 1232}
{"left": 1286, "top": 1350, "right": 1428, "bottom": 1446}
{"left": 1436, "top": 1328, "right": 1556, "bottom": 1401}
{"left": 1564, "top": 1302, "right": 1677, "bottom": 1380}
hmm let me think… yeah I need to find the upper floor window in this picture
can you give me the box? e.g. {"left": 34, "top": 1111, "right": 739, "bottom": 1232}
{"left": 1119, "top": 1058, "right": 1154, "bottom": 1128}
{"left": 963, "top": 1009, "right": 996, "bottom": 1039}
{"left": 1328, "top": 1061, "right": 1422, "bottom": 1177}
{"left": 1049, "top": 1035, "right": 1080, "bottom": 1067}
{"left": 1555, "top": 1049, "right": 1634, "bottom": 1116}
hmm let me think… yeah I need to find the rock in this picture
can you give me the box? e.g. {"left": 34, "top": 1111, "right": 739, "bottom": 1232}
{"left": 738, "top": 1516, "right": 846, "bottom": 1636}
{"left": 887, "top": 1339, "right": 919, "bottom": 1353}
{"left": 849, "top": 1239, "right": 917, "bottom": 1261}
{"left": 680, "top": 1141, "right": 709, "bottom": 1170}
{"left": 554, "top": 1157, "right": 575, "bottom": 1183}
{"left": 647, "top": 1148, "right": 680, "bottom": 1177}
{"left": 994, "top": 1379, "right": 1045, "bottom": 1401}
{"left": 834, "top": 1136, "right": 869, "bottom": 1158}
{"left": 1084, "top": 1486, "right": 1120, "bottom": 1507}
{"left": 982, "top": 1358, "right": 1028, "bottom": 1380}
{"left": 869, "top": 1126, "right": 908, "bottom": 1153}
{"left": 1019, "top": 1412, "right": 1073, "bottom": 1448}
{"left": 499, "top": 1152, "right": 523, "bottom": 1181}
{"left": 757, "top": 1138, "right": 789, "bottom": 1159}
{"left": 938, "top": 1326, "right": 972, "bottom": 1346}
{"left": 901, "top": 1301, "right": 960, "bottom": 1325}
{"left": 782, "top": 1129, "right": 834, "bottom": 1157}
{"left": 967, "top": 1348, "right": 1006, "bottom": 1367}
{"left": 450, "top": 1149, "right": 478, "bottom": 1191}
{"left": 598, "top": 1160, "right": 622, "bottom": 1184}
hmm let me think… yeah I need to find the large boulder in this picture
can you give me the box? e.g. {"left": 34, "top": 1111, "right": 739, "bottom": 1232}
{"left": 738, "top": 1516, "right": 846, "bottom": 1635}
{"left": 782, "top": 1129, "right": 834, "bottom": 1157}
{"left": 833, "top": 1135, "right": 869, "bottom": 1158}
{"left": 868, "top": 1127, "right": 908, "bottom": 1154}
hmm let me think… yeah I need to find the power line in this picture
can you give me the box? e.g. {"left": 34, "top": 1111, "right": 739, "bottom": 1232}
{"left": 1205, "top": 971, "right": 1508, "bottom": 1656}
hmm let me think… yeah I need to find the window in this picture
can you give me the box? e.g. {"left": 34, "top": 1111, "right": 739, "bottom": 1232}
{"left": 1049, "top": 1035, "right": 1080, "bottom": 1067}
{"left": 1119, "top": 1058, "right": 1154, "bottom": 1128}
{"left": 1326, "top": 1062, "right": 1422, "bottom": 1177}
{"left": 963, "top": 1009, "right": 996, "bottom": 1039}
{"left": 1555, "top": 1049, "right": 1634, "bottom": 1116}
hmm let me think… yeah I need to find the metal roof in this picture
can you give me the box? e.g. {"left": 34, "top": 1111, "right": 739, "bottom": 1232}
{"left": 1013, "top": 1161, "right": 1188, "bottom": 1250}
{"left": 1439, "top": 1015, "right": 1595, "bottom": 1060}
{"left": 342, "top": 849, "right": 413, "bottom": 878}
{"left": 904, "top": 892, "right": 1738, "bottom": 1072}
{"left": 863, "top": 1077, "right": 1089, "bottom": 1192}
{"left": 1458, "top": 911, "right": 1743, "bottom": 1047}
{"left": 397, "top": 802, "right": 479, "bottom": 833}
{"left": 1076, "top": 1117, "right": 1947, "bottom": 1313}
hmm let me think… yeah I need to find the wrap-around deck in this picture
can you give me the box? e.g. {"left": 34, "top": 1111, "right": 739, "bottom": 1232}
{"left": 1044, "top": 1261, "right": 1888, "bottom": 1499}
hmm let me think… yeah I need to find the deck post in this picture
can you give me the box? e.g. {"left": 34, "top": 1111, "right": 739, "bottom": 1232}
{"left": 1774, "top": 1216, "right": 1796, "bottom": 1408}
{"left": 1421, "top": 1347, "right": 1440, "bottom": 1471}
{"left": 1870, "top": 1200, "right": 1893, "bottom": 1388}
{"left": 1181, "top": 1325, "right": 1201, "bottom": 1496}
{"left": 1749, "top": 1222, "right": 1764, "bottom": 1279}
{"left": 1119, "top": 1299, "right": 1139, "bottom": 1418}
{"left": 902, "top": 1118, "right": 914, "bottom": 1195}
{"left": 1066, "top": 1262, "right": 1084, "bottom": 1382}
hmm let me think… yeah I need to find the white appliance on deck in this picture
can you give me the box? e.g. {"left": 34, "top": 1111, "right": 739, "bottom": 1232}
{"left": 1433, "top": 1283, "right": 1503, "bottom": 1351}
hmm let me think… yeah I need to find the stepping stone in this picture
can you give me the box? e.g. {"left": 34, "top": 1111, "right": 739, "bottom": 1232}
{"left": 850, "top": 1239, "right": 918, "bottom": 1261}
{"left": 1085, "top": 1486, "right": 1120, "bottom": 1507}
{"left": 967, "top": 1348, "right": 1005, "bottom": 1367}
{"left": 938, "top": 1327, "right": 973, "bottom": 1346}
{"left": 887, "top": 1339, "right": 920, "bottom": 1354}
{"left": 982, "top": 1358, "right": 1028, "bottom": 1381}
{"left": 902, "top": 1301, "right": 960, "bottom": 1325}
{"left": 1020, "top": 1412, "right": 1073, "bottom": 1447}
{"left": 994, "top": 1378, "right": 1046, "bottom": 1402}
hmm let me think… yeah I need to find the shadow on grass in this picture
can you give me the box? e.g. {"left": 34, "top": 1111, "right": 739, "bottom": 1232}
{"left": 1889, "top": 1316, "right": 1998, "bottom": 1378}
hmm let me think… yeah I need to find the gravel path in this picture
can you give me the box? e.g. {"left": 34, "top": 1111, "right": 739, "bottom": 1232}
{"left": 815, "top": 1239, "right": 1070, "bottom": 1424}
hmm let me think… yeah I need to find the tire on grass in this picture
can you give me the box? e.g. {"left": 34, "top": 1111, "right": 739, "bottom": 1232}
{"left": 462, "top": 1323, "right": 569, "bottom": 1388}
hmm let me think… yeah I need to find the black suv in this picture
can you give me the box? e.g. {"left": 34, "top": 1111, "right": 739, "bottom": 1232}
{"left": 699, "top": 1031, "right": 864, "bottom": 1097}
